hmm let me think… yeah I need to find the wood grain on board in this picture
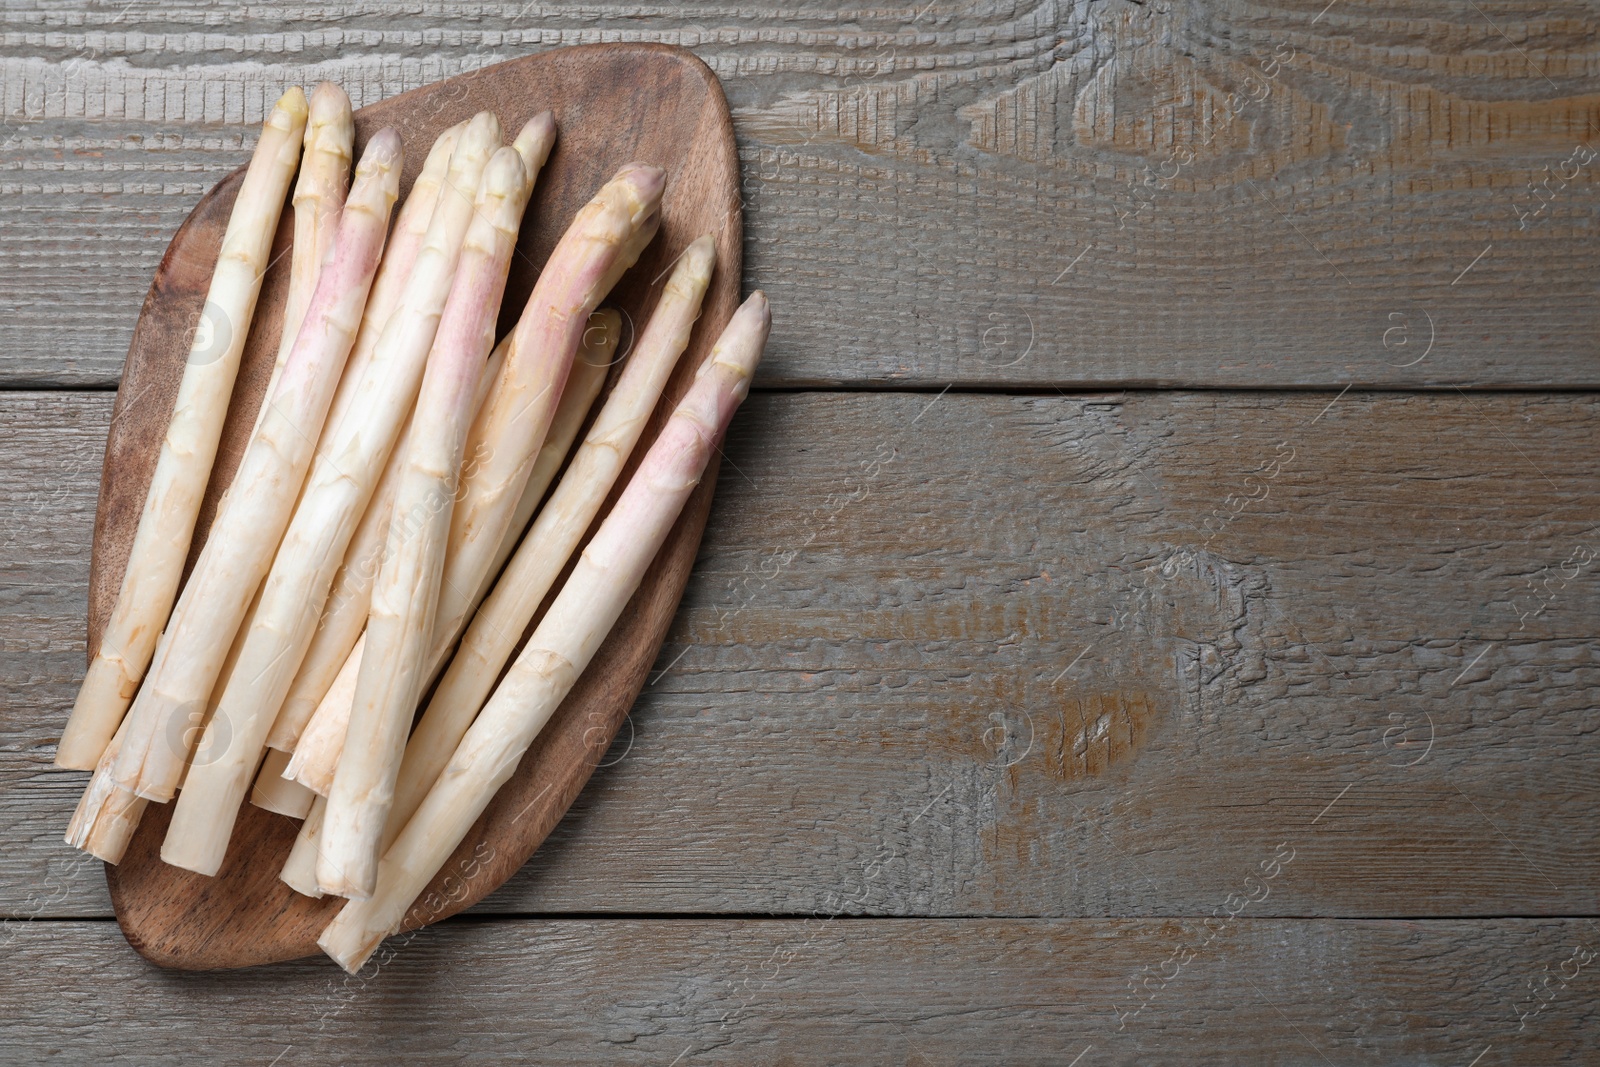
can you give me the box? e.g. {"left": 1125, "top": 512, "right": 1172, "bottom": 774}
{"left": 2, "top": 1, "right": 1598, "bottom": 388}
{"left": 7, "top": 390, "right": 1596, "bottom": 922}
{"left": 3, "top": 918, "right": 1596, "bottom": 1064}
{"left": 80, "top": 43, "right": 741, "bottom": 968}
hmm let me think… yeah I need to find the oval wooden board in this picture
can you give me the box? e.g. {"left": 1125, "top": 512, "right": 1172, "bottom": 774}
{"left": 89, "top": 43, "right": 741, "bottom": 969}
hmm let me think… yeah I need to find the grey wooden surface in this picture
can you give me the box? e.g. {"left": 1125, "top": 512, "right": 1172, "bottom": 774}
{"left": 4, "top": 919, "right": 1598, "bottom": 1064}
{"left": 3, "top": 0, "right": 1599, "bottom": 388}
{"left": 3, "top": 1, "right": 1599, "bottom": 1063}
{"left": 6, "top": 390, "right": 1599, "bottom": 920}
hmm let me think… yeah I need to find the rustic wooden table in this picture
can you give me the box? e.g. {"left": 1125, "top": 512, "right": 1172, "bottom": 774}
{"left": 3, "top": 2, "right": 1597, "bottom": 1063}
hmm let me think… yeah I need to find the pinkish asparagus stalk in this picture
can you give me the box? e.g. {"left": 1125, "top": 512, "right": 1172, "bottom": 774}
{"left": 482, "top": 338, "right": 612, "bottom": 600}
{"left": 319, "top": 291, "right": 770, "bottom": 971}
{"left": 111, "top": 129, "right": 403, "bottom": 804}
{"left": 465, "top": 111, "right": 595, "bottom": 598}
{"left": 56, "top": 88, "right": 309, "bottom": 771}
{"left": 158, "top": 115, "right": 505, "bottom": 876}
{"left": 316, "top": 120, "right": 464, "bottom": 455}
{"left": 318, "top": 146, "right": 535, "bottom": 898}
{"left": 252, "top": 82, "right": 353, "bottom": 439}
{"left": 381, "top": 239, "right": 715, "bottom": 849}
{"left": 428, "top": 163, "right": 665, "bottom": 672}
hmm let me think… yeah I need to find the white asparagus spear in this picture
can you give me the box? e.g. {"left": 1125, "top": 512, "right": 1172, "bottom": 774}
{"left": 319, "top": 291, "right": 771, "bottom": 972}
{"left": 66, "top": 624, "right": 169, "bottom": 859}
{"left": 509, "top": 111, "right": 557, "bottom": 182}
{"left": 382, "top": 240, "right": 714, "bottom": 848}
{"left": 112, "top": 129, "right": 404, "bottom": 803}
{"left": 283, "top": 315, "right": 615, "bottom": 798}
{"left": 318, "top": 146, "right": 536, "bottom": 898}
{"left": 318, "top": 121, "right": 464, "bottom": 455}
{"left": 159, "top": 115, "right": 505, "bottom": 876}
{"left": 412, "top": 108, "right": 557, "bottom": 480}
{"left": 469, "top": 108, "right": 581, "bottom": 595}
{"left": 427, "top": 163, "right": 665, "bottom": 674}
{"left": 65, "top": 714, "right": 147, "bottom": 863}
{"left": 55, "top": 89, "right": 309, "bottom": 771}
{"left": 251, "top": 82, "right": 354, "bottom": 440}
{"left": 280, "top": 794, "right": 326, "bottom": 897}
{"left": 250, "top": 748, "right": 314, "bottom": 818}
{"left": 261, "top": 126, "right": 466, "bottom": 759}
{"left": 267, "top": 328, "right": 511, "bottom": 758}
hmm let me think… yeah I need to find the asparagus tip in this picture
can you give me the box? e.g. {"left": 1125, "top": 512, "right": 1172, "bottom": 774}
{"left": 309, "top": 81, "right": 352, "bottom": 116}
{"left": 464, "top": 109, "right": 505, "bottom": 146}
{"left": 746, "top": 289, "right": 770, "bottom": 316}
{"left": 300, "top": 82, "right": 354, "bottom": 173}
{"left": 362, "top": 127, "right": 404, "bottom": 168}
{"left": 481, "top": 145, "right": 529, "bottom": 198}
{"left": 511, "top": 112, "right": 559, "bottom": 177}
{"left": 682, "top": 233, "right": 718, "bottom": 275}
{"left": 268, "top": 85, "right": 310, "bottom": 127}
{"left": 520, "top": 110, "right": 557, "bottom": 144}
{"left": 417, "top": 121, "right": 466, "bottom": 181}
{"left": 611, "top": 162, "right": 667, "bottom": 221}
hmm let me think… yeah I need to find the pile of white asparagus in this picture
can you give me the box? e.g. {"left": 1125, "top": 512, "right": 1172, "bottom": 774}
{"left": 56, "top": 83, "right": 769, "bottom": 972}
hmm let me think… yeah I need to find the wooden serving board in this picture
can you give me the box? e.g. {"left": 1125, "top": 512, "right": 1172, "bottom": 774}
{"left": 87, "top": 43, "right": 741, "bottom": 969}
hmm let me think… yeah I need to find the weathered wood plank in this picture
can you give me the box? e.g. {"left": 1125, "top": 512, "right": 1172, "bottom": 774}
{"left": 3, "top": 1, "right": 1598, "bottom": 387}
{"left": 0, "top": 391, "right": 110, "bottom": 917}
{"left": 4, "top": 390, "right": 1596, "bottom": 919}
{"left": 3, "top": 918, "right": 1596, "bottom": 1063}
